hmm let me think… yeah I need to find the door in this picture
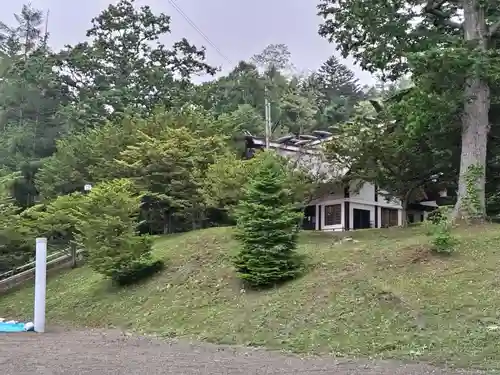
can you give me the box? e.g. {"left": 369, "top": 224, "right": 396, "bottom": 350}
{"left": 302, "top": 205, "right": 316, "bottom": 230}
{"left": 353, "top": 209, "right": 371, "bottom": 230}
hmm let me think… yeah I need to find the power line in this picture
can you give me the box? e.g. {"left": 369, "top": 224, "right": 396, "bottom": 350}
{"left": 166, "top": 0, "right": 232, "bottom": 65}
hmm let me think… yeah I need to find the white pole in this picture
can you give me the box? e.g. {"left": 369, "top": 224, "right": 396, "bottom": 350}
{"left": 34, "top": 237, "right": 47, "bottom": 333}
{"left": 264, "top": 86, "right": 270, "bottom": 149}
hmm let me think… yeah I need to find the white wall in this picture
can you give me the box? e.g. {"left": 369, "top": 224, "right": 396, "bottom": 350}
{"left": 347, "top": 181, "right": 403, "bottom": 210}
{"left": 308, "top": 180, "right": 405, "bottom": 231}
{"left": 266, "top": 141, "right": 402, "bottom": 211}
{"left": 350, "top": 180, "right": 375, "bottom": 201}
{"left": 270, "top": 143, "right": 406, "bottom": 230}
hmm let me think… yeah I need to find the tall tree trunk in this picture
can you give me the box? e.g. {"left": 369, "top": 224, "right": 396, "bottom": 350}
{"left": 401, "top": 189, "right": 413, "bottom": 228}
{"left": 453, "top": 0, "right": 490, "bottom": 222}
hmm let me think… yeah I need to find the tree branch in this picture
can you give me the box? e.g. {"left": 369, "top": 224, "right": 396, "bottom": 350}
{"left": 424, "top": 0, "right": 463, "bottom": 30}
{"left": 489, "top": 19, "right": 500, "bottom": 38}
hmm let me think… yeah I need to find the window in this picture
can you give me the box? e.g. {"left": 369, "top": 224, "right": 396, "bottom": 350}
{"left": 381, "top": 208, "right": 399, "bottom": 227}
{"left": 324, "top": 204, "right": 342, "bottom": 226}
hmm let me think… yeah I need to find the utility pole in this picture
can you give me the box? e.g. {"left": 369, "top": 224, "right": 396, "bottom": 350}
{"left": 264, "top": 86, "right": 271, "bottom": 149}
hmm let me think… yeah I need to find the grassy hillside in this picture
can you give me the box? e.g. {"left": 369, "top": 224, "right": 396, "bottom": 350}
{"left": 1, "top": 224, "right": 500, "bottom": 370}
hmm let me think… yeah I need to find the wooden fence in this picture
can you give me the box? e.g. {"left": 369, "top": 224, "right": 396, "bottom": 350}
{"left": 0, "top": 245, "right": 84, "bottom": 295}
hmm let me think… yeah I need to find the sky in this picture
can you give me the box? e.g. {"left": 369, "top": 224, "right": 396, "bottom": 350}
{"left": 2, "top": 0, "right": 376, "bottom": 85}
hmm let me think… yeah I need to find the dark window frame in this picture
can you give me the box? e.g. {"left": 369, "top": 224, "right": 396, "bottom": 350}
{"left": 381, "top": 207, "right": 399, "bottom": 227}
{"left": 324, "top": 204, "right": 342, "bottom": 226}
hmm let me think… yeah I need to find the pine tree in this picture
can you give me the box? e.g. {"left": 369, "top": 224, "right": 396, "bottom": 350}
{"left": 233, "top": 152, "right": 304, "bottom": 288}
{"left": 318, "top": 55, "right": 363, "bottom": 100}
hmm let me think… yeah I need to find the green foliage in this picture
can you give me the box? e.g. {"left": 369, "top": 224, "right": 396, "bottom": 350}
{"left": 251, "top": 43, "right": 294, "bottom": 72}
{"left": 0, "top": 2, "right": 372, "bottom": 277}
{"left": 75, "top": 179, "right": 154, "bottom": 280}
{"left": 0, "top": 199, "right": 32, "bottom": 272}
{"left": 426, "top": 207, "right": 457, "bottom": 254}
{"left": 317, "top": 0, "right": 500, "bottom": 221}
{"left": 463, "top": 164, "right": 484, "bottom": 221}
{"left": 35, "top": 117, "right": 147, "bottom": 199}
{"left": 20, "top": 193, "right": 85, "bottom": 245}
{"left": 57, "top": 0, "right": 215, "bottom": 130}
{"left": 309, "top": 55, "right": 364, "bottom": 126}
{"left": 202, "top": 151, "right": 316, "bottom": 222}
{"left": 233, "top": 152, "right": 304, "bottom": 288}
{"left": 0, "top": 2, "right": 370, "bottom": 223}
{"left": 0, "top": 5, "right": 71, "bottom": 207}
{"left": 0, "top": 4, "right": 44, "bottom": 55}
{"left": 325, "top": 99, "right": 457, "bottom": 215}
{"left": 317, "top": 0, "right": 491, "bottom": 80}
{"left": 3, "top": 0, "right": 485, "bottom": 279}
{"left": 195, "top": 47, "right": 364, "bottom": 138}
{"left": 111, "top": 259, "right": 165, "bottom": 286}
{"left": 115, "top": 124, "right": 228, "bottom": 232}
{"left": 201, "top": 153, "right": 251, "bottom": 217}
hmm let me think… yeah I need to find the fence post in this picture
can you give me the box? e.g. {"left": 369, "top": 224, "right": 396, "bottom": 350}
{"left": 34, "top": 237, "right": 47, "bottom": 333}
{"left": 70, "top": 242, "right": 77, "bottom": 268}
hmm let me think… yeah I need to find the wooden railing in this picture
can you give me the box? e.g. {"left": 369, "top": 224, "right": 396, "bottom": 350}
{"left": 0, "top": 245, "right": 85, "bottom": 294}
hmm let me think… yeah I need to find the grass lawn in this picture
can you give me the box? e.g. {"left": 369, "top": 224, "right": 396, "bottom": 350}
{"left": 1, "top": 224, "right": 500, "bottom": 370}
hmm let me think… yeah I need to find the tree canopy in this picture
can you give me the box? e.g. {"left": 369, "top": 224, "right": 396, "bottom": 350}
{"left": 318, "top": 0, "right": 500, "bottom": 220}
{"left": 0, "top": 0, "right": 499, "bottom": 272}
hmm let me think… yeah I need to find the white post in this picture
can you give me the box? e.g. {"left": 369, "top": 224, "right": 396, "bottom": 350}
{"left": 264, "top": 86, "right": 270, "bottom": 149}
{"left": 34, "top": 237, "right": 47, "bottom": 333}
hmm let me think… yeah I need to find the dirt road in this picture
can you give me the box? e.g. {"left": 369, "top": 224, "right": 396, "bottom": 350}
{"left": 0, "top": 329, "right": 483, "bottom": 375}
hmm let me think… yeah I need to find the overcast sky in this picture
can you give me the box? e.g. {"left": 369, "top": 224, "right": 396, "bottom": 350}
{"left": 2, "top": 0, "right": 376, "bottom": 85}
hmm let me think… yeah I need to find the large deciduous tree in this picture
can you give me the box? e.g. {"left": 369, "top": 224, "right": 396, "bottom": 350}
{"left": 57, "top": 0, "right": 215, "bottom": 130}
{"left": 326, "top": 95, "right": 459, "bottom": 224}
{"left": 251, "top": 43, "right": 294, "bottom": 73}
{"left": 318, "top": 0, "right": 500, "bottom": 221}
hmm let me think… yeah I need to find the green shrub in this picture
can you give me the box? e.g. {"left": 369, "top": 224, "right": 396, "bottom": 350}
{"left": 76, "top": 179, "right": 155, "bottom": 281}
{"left": 202, "top": 151, "right": 315, "bottom": 222}
{"left": 20, "top": 193, "right": 85, "bottom": 247}
{"left": 426, "top": 206, "right": 457, "bottom": 255}
{"left": 431, "top": 227, "right": 456, "bottom": 254}
{"left": 427, "top": 209, "right": 445, "bottom": 225}
{"left": 0, "top": 199, "right": 32, "bottom": 272}
{"left": 111, "top": 259, "right": 165, "bottom": 286}
{"left": 233, "top": 152, "right": 304, "bottom": 288}
{"left": 0, "top": 233, "right": 32, "bottom": 272}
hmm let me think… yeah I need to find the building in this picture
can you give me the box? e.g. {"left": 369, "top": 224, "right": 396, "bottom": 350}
{"left": 243, "top": 131, "right": 442, "bottom": 232}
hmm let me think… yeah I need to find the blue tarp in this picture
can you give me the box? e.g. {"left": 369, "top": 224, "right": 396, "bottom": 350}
{"left": 0, "top": 322, "right": 26, "bottom": 332}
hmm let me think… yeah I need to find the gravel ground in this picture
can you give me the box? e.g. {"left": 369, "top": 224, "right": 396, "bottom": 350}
{"left": 0, "top": 329, "right": 484, "bottom": 375}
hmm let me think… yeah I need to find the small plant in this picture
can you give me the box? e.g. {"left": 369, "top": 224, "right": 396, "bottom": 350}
{"left": 426, "top": 206, "right": 457, "bottom": 254}
{"left": 233, "top": 152, "right": 304, "bottom": 288}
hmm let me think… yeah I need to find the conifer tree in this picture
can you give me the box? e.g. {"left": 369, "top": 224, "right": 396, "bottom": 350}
{"left": 233, "top": 152, "right": 303, "bottom": 288}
